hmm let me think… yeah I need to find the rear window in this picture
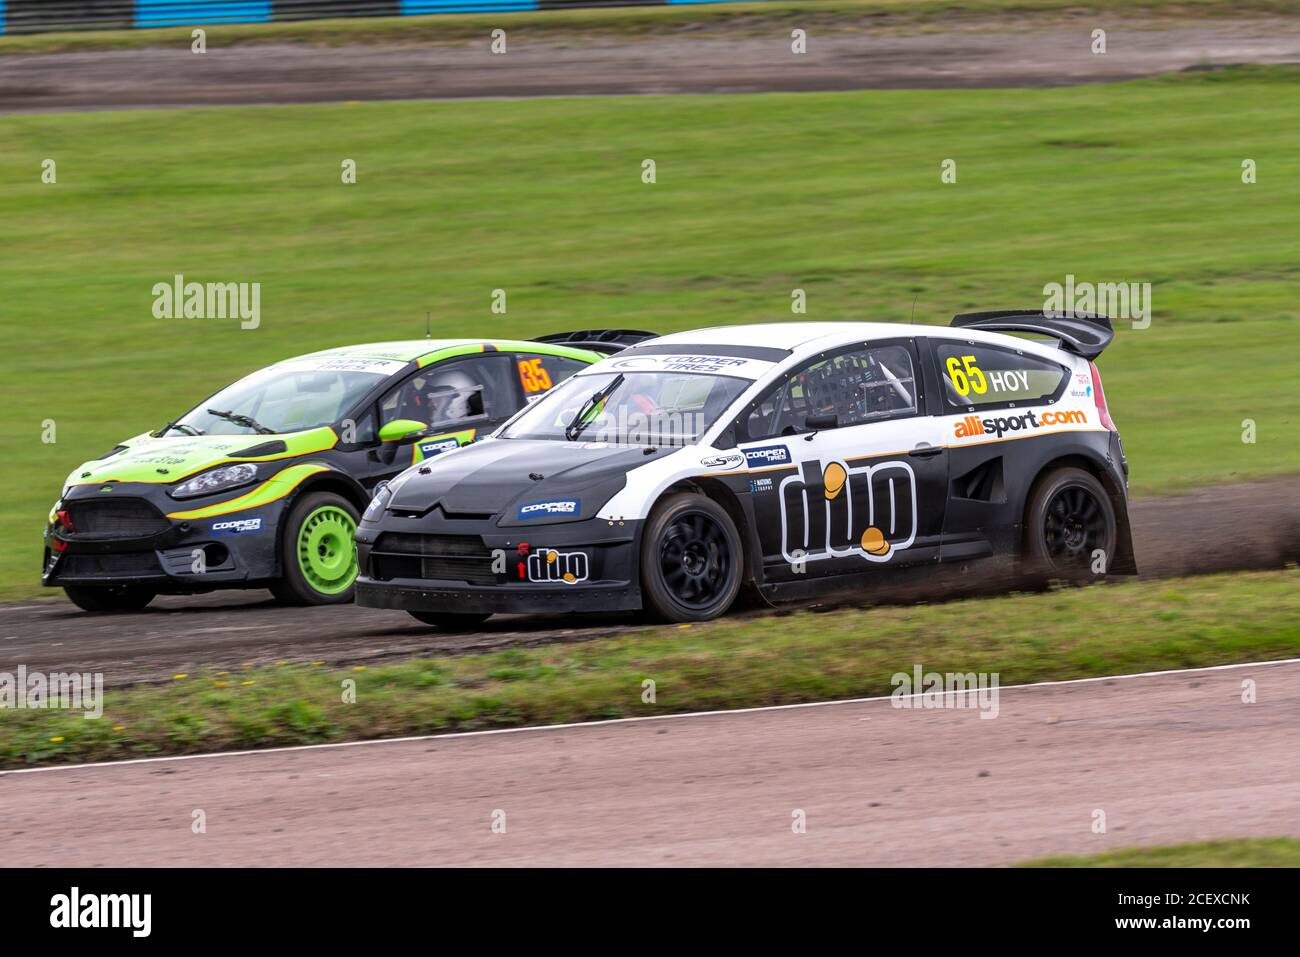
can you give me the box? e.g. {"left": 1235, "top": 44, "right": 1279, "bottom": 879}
{"left": 513, "top": 353, "right": 589, "bottom": 403}
{"left": 935, "top": 341, "right": 1066, "bottom": 409}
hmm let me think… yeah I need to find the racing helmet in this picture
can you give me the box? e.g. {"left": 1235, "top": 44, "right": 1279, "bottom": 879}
{"left": 421, "top": 368, "right": 483, "bottom": 425}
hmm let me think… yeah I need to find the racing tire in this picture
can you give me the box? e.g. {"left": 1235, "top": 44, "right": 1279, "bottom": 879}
{"left": 1023, "top": 467, "right": 1118, "bottom": 580}
{"left": 640, "top": 493, "right": 743, "bottom": 622}
{"left": 407, "top": 611, "right": 493, "bottom": 631}
{"left": 63, "top": 584, "right": 156, "bottom": 613}
{"left": 270, "top": 492, "right": 361, "bottom": 606}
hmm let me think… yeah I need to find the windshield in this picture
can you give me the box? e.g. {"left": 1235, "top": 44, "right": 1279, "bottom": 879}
{"left": 500, "top": 371, "right": 749, "bottom": 445}
{"left": 168, "top": 360, "right": 391, "bottom": 436}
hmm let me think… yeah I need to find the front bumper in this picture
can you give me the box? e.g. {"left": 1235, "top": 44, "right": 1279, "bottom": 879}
{"left": 43, "top": 482, "right": 285, "bottom": 591}
{"left": 354, "top": 510, "right": 643, "bottom": 615}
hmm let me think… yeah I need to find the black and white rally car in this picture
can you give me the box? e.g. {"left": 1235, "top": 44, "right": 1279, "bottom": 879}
{"left": 355, "top": 313, "right": 1135, "bottom": 627}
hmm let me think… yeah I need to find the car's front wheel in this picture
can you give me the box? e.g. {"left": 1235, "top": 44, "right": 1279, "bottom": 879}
{"left": 63, "top": 584, "right": 156, "bottom": 613}
{"left": 1023, "top": 467, "right": 1117, "bottom": 578}
{"left": 640, "top": 493, "right": 743, "bottom": 622}
{"left": 271, "top": 492, "right": 360, "bottom": 605}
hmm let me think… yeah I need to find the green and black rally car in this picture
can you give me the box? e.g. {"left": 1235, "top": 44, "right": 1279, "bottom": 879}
{"left": 44, "top": 331, "right": 651, "bottom": 612}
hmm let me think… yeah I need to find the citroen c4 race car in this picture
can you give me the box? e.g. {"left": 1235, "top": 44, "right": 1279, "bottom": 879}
{"left": 354, "top": 312, "right": 1135, "bottom": 627}
{"left": 44, "top": 331, "right": 653, "bottom": 612}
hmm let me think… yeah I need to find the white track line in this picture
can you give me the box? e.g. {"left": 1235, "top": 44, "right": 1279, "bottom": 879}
{"left": 3, "top": 656, "right": 1297, "bottom": 777}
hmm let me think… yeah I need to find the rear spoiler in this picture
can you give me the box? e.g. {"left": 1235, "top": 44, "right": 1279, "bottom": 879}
{"left": 950, "top": 310, "right": 1113, "bottom": 360}
{"left": 532, "top": 329, "right": 658, "bottom": 356}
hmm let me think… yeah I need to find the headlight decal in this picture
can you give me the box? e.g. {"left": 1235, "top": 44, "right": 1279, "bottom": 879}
{"left": 167, "top": 464, "right": 329, "bottom": 520}
{"left": 169, "top": 463, "right": 259, "bottom": 500}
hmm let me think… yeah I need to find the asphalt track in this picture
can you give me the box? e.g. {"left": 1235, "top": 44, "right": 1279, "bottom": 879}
{"left": 2, "top": 475, "right": 1297, "bottom": 686}
{"left": 2, "top": 658, "right": 1296, "bottom": 866}
{"left": 2, "top": 15, "right": 1299, "bottom": 113}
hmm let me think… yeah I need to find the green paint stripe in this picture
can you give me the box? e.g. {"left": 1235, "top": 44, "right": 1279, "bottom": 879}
{"left": 166, "top": 464, "right": 329, "bottom": 520}
{"left": 415, "top": 340, "right": 603, "bottom": 367}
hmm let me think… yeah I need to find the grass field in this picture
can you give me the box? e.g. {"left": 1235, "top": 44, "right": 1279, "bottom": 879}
{"left": 1022, "top": 837, "right": 1300, "bottom": 866}
{"left": 1, "top": 569, "right": 1297, "bottom": 767}
{"left": 1, "top": 68, "right": 1298, "bottom": 598}
{"left": 0, "top": 1, "right": 1291, "bottom": 55}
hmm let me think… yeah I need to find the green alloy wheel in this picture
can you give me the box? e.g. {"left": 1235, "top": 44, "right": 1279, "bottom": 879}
{"left": 271, "top": 491, "right": 360, "bottom": 605}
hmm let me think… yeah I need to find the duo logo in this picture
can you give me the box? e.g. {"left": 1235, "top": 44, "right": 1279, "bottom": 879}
{"left": 743, "top": 444, "right": 792, "bottom": 469}
{"left": 525, "top": 549, "right": 589, "bottom": 585}
{"left": 778, "top": 459, "right": 917, "bottom": 565}
{"left": 516, "top": 499, "right": 580, "bottom": 520}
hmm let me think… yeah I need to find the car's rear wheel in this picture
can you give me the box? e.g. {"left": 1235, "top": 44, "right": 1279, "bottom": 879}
{"left": 270, "top": 492, "right": 360, "bottom": 605}
{"left": 407, "top": 611, "right": 492, "bottom": 631}
{"left": 1023, "top": 467, "right": 1117, "bottom": 578}
{"left": 63, "top": 584, "right": 156, "bottom": 613}
{"left": 640, "top": 493, "right": 743, "bottom": 622}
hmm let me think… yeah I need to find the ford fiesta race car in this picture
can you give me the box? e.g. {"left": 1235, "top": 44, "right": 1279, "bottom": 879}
{"left": 44, "top": 331, "right": 652, "bottom": 612}
{"left": 355, "top": 312, "right": 1135, "bottom": 627}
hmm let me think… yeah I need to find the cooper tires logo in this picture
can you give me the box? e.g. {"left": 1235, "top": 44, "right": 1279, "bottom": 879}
{"left": 517, "top": 499, "right": 579, "bottom": 520}
{"left": 743, "top": 444, "right": 792, "bottom": 468}
{"left": 778, "top": 459, "right": 917, "bottom": 564}
{"left": 526, "top": 549, "right": 589, "bottom": 584}
{"left": 211, "top": 518, "right": 262, "bottom": 535}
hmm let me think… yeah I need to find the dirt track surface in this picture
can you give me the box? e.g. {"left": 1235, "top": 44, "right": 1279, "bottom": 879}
{"left": 2, "top": 659, "right": 1295, "bottom": 866}
{"left": 2, "top": 16, "right": 1299, "bottom": 113}
{"left": 1, "top": 475, "right": 1297, "bottom": 686}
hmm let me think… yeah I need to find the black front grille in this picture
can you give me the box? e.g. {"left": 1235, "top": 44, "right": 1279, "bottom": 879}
{"left": 65, "top": 498, "right": 171, "bottom": 537}
{"left": 370, "top": 533, "right": 497, "bottom": 586}
{"left": 61, "top": 552, "right": 162, "bottom": 578}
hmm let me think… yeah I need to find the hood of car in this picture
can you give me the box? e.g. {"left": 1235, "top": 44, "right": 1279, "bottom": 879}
{"left": 63, "top": 427, "right": 337, "bottom": 488}
{"left": 387, "top": 438, "right": 654, "bottom": 525}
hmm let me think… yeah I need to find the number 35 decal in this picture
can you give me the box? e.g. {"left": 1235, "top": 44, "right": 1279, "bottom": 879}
{"left": 517, "top": 358, "right": 554, "bottom": 394}
{"left": 945, "top": 355, "right": 987, "bottom": 397}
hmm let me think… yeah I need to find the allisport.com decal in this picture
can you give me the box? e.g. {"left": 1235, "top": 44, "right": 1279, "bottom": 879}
{"left": 952, "top": 409, "right": 1088, "bottom": 440}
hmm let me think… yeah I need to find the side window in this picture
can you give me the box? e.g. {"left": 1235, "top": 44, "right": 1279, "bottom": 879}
{"left": 513, "top": 353, "right": 588, "bottom": 403}
{"left": 745, "top": 343, "right": 918, "bottom": 440}
{"left": 379, "top": 355, "right": 514, "bottom": 431}
{"left": 339, "top": 408, "right": 376, "bottom": 446}
{"left": 934, "top": 341, "right": 1066, "bottom": 409}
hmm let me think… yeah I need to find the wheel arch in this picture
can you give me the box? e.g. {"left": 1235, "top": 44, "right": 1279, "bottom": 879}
{"left": 659, "top": 477, "right": 762, "bottom": 588}
{"left": 288, "top": 465, "right": 372, "bottom": 516}
{"left": 1022, "top": 451, "right": 1136, "bottom": 574}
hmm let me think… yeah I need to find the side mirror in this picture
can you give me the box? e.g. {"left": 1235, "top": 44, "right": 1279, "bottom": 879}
{"left": 805, "top": 413, "right": 838, "bottom": 432}
{"left": 378, "top": 419, "right": 428, "bottom": 445}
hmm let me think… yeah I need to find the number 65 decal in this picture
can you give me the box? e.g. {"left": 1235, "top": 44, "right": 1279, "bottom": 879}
{"left": 945, "top": 354, "right": 987, "bottom": 396}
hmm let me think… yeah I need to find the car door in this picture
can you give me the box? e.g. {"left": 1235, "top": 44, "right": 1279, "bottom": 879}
{"left": 925, "top": 335, "right": 1074, "bottom": 559}
{"left": 734, "top": 339, "right": 948, "bottom": 583}
{"left": 363, "top": 354, "right": 518, "bottom": 478}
